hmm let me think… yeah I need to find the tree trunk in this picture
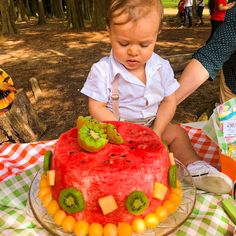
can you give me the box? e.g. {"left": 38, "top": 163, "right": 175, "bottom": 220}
{"left": 24, "top": 0, "right": 32, "bottom": 18}
{"left": 0, "top": 0, "right": 17, "bottom": 35}
{"left": 92, "top": 0, "right": 106, "bottom": 28}
{"left": 67, "top": 0, "right": 84, "bottom": 29}
{"left": 16, "top": 0, "right": 29, "bottom": 21}
{"left": 51, "top": 0, "right": 64, "bottom": 18}
{"left": 0, "top": 89, "right": 47, "bottom": 144}
{"left": 9, "top": 0, "right": 17, "bottom": 21}
{"left": 83, "top": 0, "right": 92, "bottom": 21}
{"left": 37, "top": 0, "right": 47, "bottom": 25}
{"left": 29, "top": 0, "right": 38, "bottom": 17}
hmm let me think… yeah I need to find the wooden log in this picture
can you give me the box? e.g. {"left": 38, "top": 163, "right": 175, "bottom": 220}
{"left": 29, "top": 77, "right": 42, "bottom": 101}
{"left": 165, "top": 53, "right": 192, "bottom": 64}
{"left": 0, "top": 89, "right": 47, "bottom": 144}
{"left": 164, "top": 53, "right": 192, "bottom": 73}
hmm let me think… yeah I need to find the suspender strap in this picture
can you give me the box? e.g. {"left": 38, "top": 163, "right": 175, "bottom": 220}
{"left": 111, "top": 75, "right": 156, "bottom": 126}
{"left": 111, "top": 75, "right": 120, "bottom": 120}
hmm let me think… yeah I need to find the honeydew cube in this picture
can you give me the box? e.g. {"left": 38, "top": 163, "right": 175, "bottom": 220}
{"left": 152, "top": 182, "right": 168, "bottom": 200}
{"left": 47, "top": 170, "right": 55, "bottom": 186}
{"left": 98, "top": 195, "right": 118, "bottom": 215}
{"left": 169, "top": 153, "right": 175, "bottom": 166}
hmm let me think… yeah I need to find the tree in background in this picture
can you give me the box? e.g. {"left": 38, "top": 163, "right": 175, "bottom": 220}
{"left": 37, "top": 0, "right": 46, "bottom": 25}
{"left": 51, "top": 0, "right": 64, "bottom": 18}
{"left": 0, "top": 0, "right": 108, "bottom": 35}
{"left": 16, "top": 0, "right": 29, "bottom": 21}
{"left": 0, "top": 0, "right": 17, "bottom": 35}
{"left": 92, "top": 0, "right": 105, "bottom": 28}
{"left": 67, "top": 0, "right": 84, "bottom": 29}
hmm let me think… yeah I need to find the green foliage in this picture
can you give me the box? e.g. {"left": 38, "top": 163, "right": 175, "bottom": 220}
{"left": 162, "top": 0, "right": 208, "bottom": 8}
{"left": 162, "top": 0, "right": 179, "bottom": 8}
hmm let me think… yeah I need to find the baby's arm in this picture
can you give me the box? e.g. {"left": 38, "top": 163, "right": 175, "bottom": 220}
{"left": 88, "top": 98, "right": 117, "bottom": 122}
{"left": 152, "top": 92, "right": 177, "bottom": 138}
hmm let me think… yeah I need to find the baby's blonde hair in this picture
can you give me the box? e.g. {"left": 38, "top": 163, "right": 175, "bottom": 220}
{"left": 106, "top": 0, "right": 163, "bottom": 26}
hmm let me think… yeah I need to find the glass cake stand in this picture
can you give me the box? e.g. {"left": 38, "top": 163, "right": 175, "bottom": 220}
{"left": 28, "top": 160, "right": 196, "bottom": 236}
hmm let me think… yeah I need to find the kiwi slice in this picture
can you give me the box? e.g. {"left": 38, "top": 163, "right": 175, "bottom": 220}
{"left": 78, "top": 124, "right": 108, "bottom": 152}
{"left": 125, "top": 191, "right": 149, "bottom": 215}
{"left": 43, "top": 150, "right": 52, "bottom": 172}
{"left": 106, "top": 124, "right": 124, "bottom": 144}
{"left": 77, "top": 116, "right": 106, "bottom": 130}
{"left": 77, "top": 116, "right": 93, "bottom": 129}
{"left": 168, "top": 165, "right": 178, "bottom": 188}
{"left": 59, "top": 187, "right": 85, "bottom": 213}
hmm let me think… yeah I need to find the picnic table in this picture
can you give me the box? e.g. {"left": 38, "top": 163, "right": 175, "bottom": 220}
{"left": 0, "top": 124, "right": 235, "bottom": 236}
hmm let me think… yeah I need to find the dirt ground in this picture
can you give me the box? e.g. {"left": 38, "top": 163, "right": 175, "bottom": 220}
{"left": 0, "top": 10, "right": 220, "bottom": 141}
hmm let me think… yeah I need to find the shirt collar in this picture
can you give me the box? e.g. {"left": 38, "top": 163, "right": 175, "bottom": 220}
{"left": 109, "top": 51, "right": 163, "bottom": 85}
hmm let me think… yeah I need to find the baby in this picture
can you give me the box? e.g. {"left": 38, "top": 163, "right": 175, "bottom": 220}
{"left": 81, "top": 0, "right": 232, "bottom": 194}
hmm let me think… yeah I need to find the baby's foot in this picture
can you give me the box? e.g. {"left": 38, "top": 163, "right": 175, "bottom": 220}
{"left": 187, "top": 161, "right": 233, "bottom": 194}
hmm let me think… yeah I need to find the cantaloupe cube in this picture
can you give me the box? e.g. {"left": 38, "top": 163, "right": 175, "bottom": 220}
{"left": 169, "top": 153, "right": 175, "bottom": 166}
{"left": 152, "top": 182, "right": 168, "bottom": 200}
{"left": 98, "top": 195, "right": 118, "bottom": 215}
{"left": 47, "top": 170, "right": 55, "bottom": 186}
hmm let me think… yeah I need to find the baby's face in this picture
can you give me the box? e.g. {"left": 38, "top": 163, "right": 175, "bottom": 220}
{"left": 108, "top": 7, "right": 161, "bottom": 75}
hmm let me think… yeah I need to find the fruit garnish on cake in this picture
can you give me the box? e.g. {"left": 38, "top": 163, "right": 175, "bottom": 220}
{"left": 38, "top": 116, "right": 182, "bottom": 235}
{"left": 77, "top": 116, "right": 124, "bottom": 152}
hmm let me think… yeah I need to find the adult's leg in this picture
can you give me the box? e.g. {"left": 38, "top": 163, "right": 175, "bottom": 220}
{"left": 219, "top": 70, "right": 235, "bottom": 103}
{"left": 199, "top": 6, "right": 204, "bottom": 24}
{"left": 221, "top": 52, "right": 236, "bottom": 103}
{"left": 179, "top": 13, "right": 185, "bottom": 27}
{"left": 185, "top": 6, "right": 192, "bottom": 27}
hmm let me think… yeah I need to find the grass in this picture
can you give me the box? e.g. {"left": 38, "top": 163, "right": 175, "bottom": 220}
{"left": 162, "top": 0, "right": 209, "bottom": 8}
{"left": 162, "top": 0, "right": 178, "bottom": 8}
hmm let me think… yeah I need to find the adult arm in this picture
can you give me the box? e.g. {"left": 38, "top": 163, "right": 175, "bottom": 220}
{"left": 176, "top": 59, "right": 209, "bottom": 104}
{"left": 176, "top": 6, "right": 236, "bottom": 104}
{"left": 152, "top": 93, "right": 176, "bottom": 138}
{"left": 218, "top": 1, "right": 235, "bottom": 11}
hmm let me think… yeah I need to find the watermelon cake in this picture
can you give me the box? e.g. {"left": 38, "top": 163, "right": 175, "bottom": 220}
{"left": 38, "top": 117, "right": 182, "bottom": 235}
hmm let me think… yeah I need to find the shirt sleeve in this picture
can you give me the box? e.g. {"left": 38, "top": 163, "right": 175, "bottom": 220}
{"left": 193, "top": 6, "right": 236, "bottom": 80}
{"left": 80, "top": 62, "right": 110, "bottom": 103}
{"left": 160, "top": 60, "right": 180, "bottom": 97}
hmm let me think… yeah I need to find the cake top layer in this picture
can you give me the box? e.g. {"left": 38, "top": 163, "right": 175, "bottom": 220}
{"left": 52, "top": 121, "right": 168, "bottom": 171}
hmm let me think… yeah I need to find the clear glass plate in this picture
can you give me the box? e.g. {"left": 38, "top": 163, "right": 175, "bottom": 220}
{"left": 28, "top": 159, "right": 196, "bottom": 236}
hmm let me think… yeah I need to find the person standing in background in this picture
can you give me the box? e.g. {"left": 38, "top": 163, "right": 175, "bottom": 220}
{"left": 195, "top": 0, "right": 205, "bottom": 25}
{"left": 178, "top": 0, "right": 186, "bottom": 28}
{"left": 184, "top": 0, "right": 193, "bottom": 27}
{"left": 206, "top": 0, "right": 235, "bottom": 43}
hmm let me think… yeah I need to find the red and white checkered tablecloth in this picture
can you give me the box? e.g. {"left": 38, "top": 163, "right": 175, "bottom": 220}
{"left": 0, "top": 140, "right": 56, "bottom": 182}
{"left": 181, "top": 125, "right": 220, "bottom": 170}
{"left": 0, "top": 126, "right": 220, "bottom": 182}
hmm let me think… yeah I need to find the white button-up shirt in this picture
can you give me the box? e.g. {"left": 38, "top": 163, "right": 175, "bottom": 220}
{"left": 81, "top": 52, "right": 180, "bottom": 120}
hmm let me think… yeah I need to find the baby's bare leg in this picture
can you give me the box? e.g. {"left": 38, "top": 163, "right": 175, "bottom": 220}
{"left": 162, "top": 123, "right": 233, "bottom": 193}
{"left": 162, "top": 123, "right": 199, "bottom": 166}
